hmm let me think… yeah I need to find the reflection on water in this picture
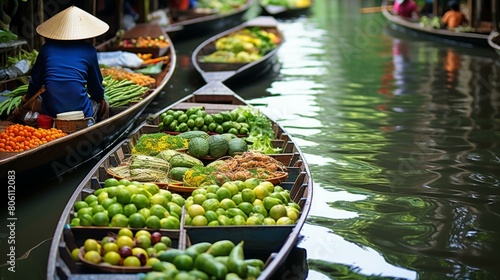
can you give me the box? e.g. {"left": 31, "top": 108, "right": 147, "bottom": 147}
{"left": 238, "top": 0, "right": 500, "bottom": 279}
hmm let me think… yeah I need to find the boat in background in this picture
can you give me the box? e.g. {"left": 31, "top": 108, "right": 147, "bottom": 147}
{"left": 156, "top": 0, "right": 254, "bottom": 41}
{"left": 488, "top": 31, "right": 500, "bottom": 56}
{"left": 0, "top": 24, "right": 176, "bottom": 183}
{"left": 382, "top": 1, "right": 490, "bottom": 47}
{"left": 259, "top": 0, "right": 312, "bottom": 18}
{"left": 192, "top": 16, "right": 284, "bottom": 85}
{"left": 47, "top": 81, "right": 312, "bottom": 279}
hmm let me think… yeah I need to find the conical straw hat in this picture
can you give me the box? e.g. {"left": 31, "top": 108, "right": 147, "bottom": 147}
{"left": 36, "top": 6, "right": 109, "bottom": 40}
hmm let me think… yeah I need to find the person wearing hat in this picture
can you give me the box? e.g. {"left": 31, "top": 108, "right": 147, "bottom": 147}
{"left": 26, "top": 6, "right": 110, "bottom": 123}
{"left": 393, "top": 0, "right": 419, "bottom": 19}
{"left": 441, "top": 1, "right": 468, "bottom": 29}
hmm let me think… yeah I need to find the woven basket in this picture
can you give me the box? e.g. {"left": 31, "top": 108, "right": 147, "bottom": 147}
{"left": 54, "top": 117, "right": 93, "bottom": 133}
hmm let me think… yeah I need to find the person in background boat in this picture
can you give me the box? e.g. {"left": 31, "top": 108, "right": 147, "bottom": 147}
{"left": 441, "top": 1, "right": 468, "bottom": 29}
{"left": 26, "top": 6, "right": 110, "bottom": 123}
{"left": 393, "top": 0, "right": 419, "bottom": 19}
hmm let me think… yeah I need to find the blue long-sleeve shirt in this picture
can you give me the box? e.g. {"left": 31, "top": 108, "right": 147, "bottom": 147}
{"left": 28, "top": 40, "right": 104, "bottom": 118}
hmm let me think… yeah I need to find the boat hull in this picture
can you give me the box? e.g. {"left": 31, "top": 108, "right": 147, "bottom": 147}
{"left": 488, "top": 31, "right": 500, "bottom": 56}
{"left": 381, "top": 1, "right": 489, "bottom": 47}
{"left": 192, "top": 16, "right": 284, "bottom": 84}
{"left": 47, "top": 82, "right": 312, "bottom": 280}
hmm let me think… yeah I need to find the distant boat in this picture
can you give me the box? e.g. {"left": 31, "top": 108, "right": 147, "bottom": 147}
{"left": 259, "top": 0, "right": 312, "bottom": 18}
{"left": 192, "top": 16, "right": 284, "bottom": 84}
{"left": 161, "top": 0, "right": 254, "bottom": 41}
{"left": 382, "top": 1, "right": 490, "bottom": 47}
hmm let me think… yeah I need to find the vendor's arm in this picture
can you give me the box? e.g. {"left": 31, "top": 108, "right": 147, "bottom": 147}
{"left": 87, "top": 51, "right": 105, "bottom": 102}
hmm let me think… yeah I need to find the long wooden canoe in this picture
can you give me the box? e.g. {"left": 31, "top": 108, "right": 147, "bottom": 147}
{"left": 259, "top": 0, "right": 312, "bottom": 18}
{"left": 191, "top": 16, "right": 284, "bottom": 85}
{"left": 47, "top": 81, "right": 312, "bottom": 279}
{"left": 0, "top": 24, "right": 176, "bottom": 183}
{"left": 488, "top": 31, "right": 500, "bottom": 56}
{"left": 162, "top": 0, "right": 254, "bottom": 41}
{"left": 382, "top": 1, "right": 490, "bottom": 47}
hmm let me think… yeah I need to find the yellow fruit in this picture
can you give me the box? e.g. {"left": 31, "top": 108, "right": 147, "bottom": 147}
{"left": 118, "top": 227, "right": 134, "bottom": 238}
{"left": 192, "top": 193, "right": 207, "bottom": 205}
{"left": 103, "top": 251, "right": 121, "bottom": 265}
{"left": 221, "top": 182, "right": 239, "bottom": 195}
{"left": 103, "top": 242, "right": 119, "bottom": 254}
{"left": 84, "top": 250, "right": 102, "bottom": 264}
{"left": 123, "top": 256, "right": 141, "bottom": 267}
{"left": 191, "top": 215, "right": 208, "bottom": 226}
{"left": 252, "top": 185, "right": 269, "bottom": 200}
{"left": 187, "top": 204, "right": 205, "bottom": 218}
{"left": 276, "top": 216, "right": 294, "bottom": 225}
{"left": 71, "top": 248, "right": 80, "bottom": 261}
{"left": 116, "top": 235, "right": 134, "bottom": 249}
{"left": 269, "top": 205, "right": 287, "bottom": 221}
{"left": 219, "top": 198, "right": 236, "bottom": 210}
{"left": 84, "top": 239, "right": 99, "bottom": 252}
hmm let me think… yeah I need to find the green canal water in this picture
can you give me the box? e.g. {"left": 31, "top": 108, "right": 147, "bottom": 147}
{"left": 2, "top": 0, "right": 500, "bottom": 279}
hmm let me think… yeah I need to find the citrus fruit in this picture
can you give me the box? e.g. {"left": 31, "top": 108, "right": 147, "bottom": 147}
{"left": 204, "top": 210, "right": 218, "bottom": 223}
{"left": 77, "top": 207, "right": 93, "bottom": 217}
{"left": 205, "top": 184, "right": 220, "bottom": 194}
{"left": 94, "top": 188, "right": 105, "bottom": 197}
{"left": 129, "top": 213, "right": 146, "bottom": 228}
{"left": 159, "top": 189, "right": 173, "bottom": 201}
{"left": 106, "top": 186, "right": 119, "bottom": 198}
{"left": 253, "top": 185, "right": 269, "bottom": 200}
{"left": 131, "top": 194, "right": 150, "bottom": 209}
{"left": 111, "top": 213, "right": 129, "bottom": 227}
{"left": 259, "top": 181, "right": 275, "bottom": 193}
{"left": 187, "top": 204, "right": 205, "bottom": 218}
{"left": 84, "top": 250, "right": 102, "bottom": 264}
{"left": 231, "top": 215, "right": 246, "bottom": 225}
{"left": 219, "top": 198, "right": 236, "bottom": 210}
{"left": 154, "top": 242, "right": 168, "bottom": 252}
{"left": 93, "top": 212, "right": 110, "bottom": 226}
{"left": 217, "top": 215, "right": 231, "bottom": 225}
{"left": 161, "top": 236, "right": 172, "bottom": 247}
{"left": 143, "top": 183, "right": 160, "bottom": 195}
{"left": 104, "top": 178, "right": 120, "bottom": 188}
{"left": 84, "top": 239, "right": 99, "bottom": 252}
{"left": 208, "top": 220, "right": 219, "bottom": 226}
{"left": 118, "top": 227, "right": 134, "bottom": 238}
{"left": 173, "top": 254, "right": 194, "bottom": 271}
{"left": 216, "top": 187, "right": 232, "bottom": 200}
{"left": 269, "top": 204, "right": 287, "bottom": 220}
{"left": 123, "top": 256, "right": 141, "bottom": 267}
{"left": 146, "top": 215, "right": 161, "bottom": 229}
{"left": 241, "top": 188, "right": 256, "bottom": 203}
{"left": 74, "top": 201, "right": 88, "bottom": 212}
{"left": 191, "top": 215, "right": 208, "bottom": 226}
{"left": 126, "top": 184, "right": 140, "bottom": 195}
{"left": 192, "top": 193, "right": 207, "bottom": 205}
{"left": 205, "top": 192, "right": 219, "bottom": 200}
{"left": 246, "top": 215, "right": 262, "bottom": 225}
{"left": 136, "top": 234, "right": 152, "bottom": 249}
{"left": 221, "top": 181, "right": 239, "bottom": 195}
{"left": 243, "top": 178, "right": 260, "bottom": 189}
{"left": 100, "top": 198, "right": 116, "bottom": 210}
{"left": 103, "top": 242, "right": 119, "bottom": 254}
{"left": 150, "top": 204, "right": 168, "bottom": 219}
{"left": 150, "top": 194, "right": 167, "bottom": 207}
{"left": 79, "top": 213, "right": 93, "bottom": 226}
{"left": 138, "top": 208, "right": 151, "bottom": 219}
{"left": 69, "top": 218, "right": 80, "bottom": 226}
{"left": 117, "top": 188, "right": 132, "bottom": 205}
{"left": 97, "top": 191, "right": 109, "bottom": 204}
{"left": 237, "top": 202, "right": 253, "bottom": 215}
{"left": 103, "top": 251, "right": 121, "bottom": 265}
{"left": 71, "top": 248, "right": 80, "bottom": 261}
{"left": 84, "top": 194, "right": 98, "bottom": 205}
{"left": 116, "top": 235, "right": 134, "bottom": 248}
{"left": 276, "top": 216, "right": 294, "bottom": 225}
{"left": 231, "top": 193, "right": 243, "bottom": 205}
{"left": 118, "top": 179, "right": 132, "bottom": 186}
{"left": 263, "top": 217, "right": 276, "bottom": 225}
{"left": 160, "top": 217, "right": 176, "bottom": 229}
{"left": 263, "top": 197, "right": 282, "bottom": 211}
{"left": 191, "top": 188, "right": 207, "bottom": 196}
{"left": 168, "top": 202, "right": 183, "bottom": 217}
{"left": 201, "top": 198, "right": 219, "bottom": 212}
{"left": 123, "top": 203, "right": 138, "bottom": 217}
{"left": 107, "top": 203, "right": 123, "bottom": 218}
{"left": 146, "top": 257, "right": 161, "bottom": 267}
{"left": 252, "top": 204, "right": 267, "bottom": 217}
{"left": 170, "top": 194, "right": 185, "bottom": 207}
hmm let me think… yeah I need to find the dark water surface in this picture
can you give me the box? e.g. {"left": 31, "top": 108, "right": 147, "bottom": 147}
{"left": 2, "top": 0, "right": 500, "bottom": 279}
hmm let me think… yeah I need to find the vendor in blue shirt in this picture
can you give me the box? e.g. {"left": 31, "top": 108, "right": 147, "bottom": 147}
{"left": 26, "top": 6, "right": 110, "bottom": 122}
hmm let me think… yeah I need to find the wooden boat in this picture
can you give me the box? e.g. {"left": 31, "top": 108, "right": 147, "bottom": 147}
{"left": 161, "top": 0, "right": 254, "bottom": 41}
{"left": 191, "top": 16, "right": 284, "bottom": 85}
{"left": 259, "top": 0, "right": 312, "bottom": 18}
{"left": 488, "top": 31, "right": 500, "bottom": 56}
{"left": 0, "top": 24, "right": 176, "bottom": 182}
{"left": 47, "top": 81, "right": 312, "bottom": 280}
{"left": 382, "top": 1, "right": 490, "bottom": 47}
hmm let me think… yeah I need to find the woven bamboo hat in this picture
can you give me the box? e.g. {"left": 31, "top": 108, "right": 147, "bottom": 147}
{"left": 36, "top": 6, "right": 109, "bottom": 40}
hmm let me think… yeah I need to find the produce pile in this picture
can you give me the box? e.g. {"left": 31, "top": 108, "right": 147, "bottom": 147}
{"left": 76, "top": 228, "right": 174, "bottom": 268}
{"left": 114, "top": 35, "right": 170, "bottom": 49}
{"left": 184, "top": 179, "right": 300, "bottom": 226}
{"left": 70, "top": 179, "right": 184, "bottom": 229}
{"left": 0, "top": 84, "right": 28, "bottom": 116}
{"left": 196, "top": 0, "right": 248, "bottom": 13}
{"left": 102, "top": 75, "right": 151, "bottom": 107}
{"left": 140, "top": 240, "right": 264, "bottom": 279}
{"left": 0, "top": 124, "right": 67, "bottom": 152}
{"left": 202, "top": 27, "right": 280, "bottom": 63}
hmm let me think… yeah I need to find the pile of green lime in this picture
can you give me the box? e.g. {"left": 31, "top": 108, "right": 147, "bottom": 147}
{"left": 74, "top": 228, "right": 172, "bottom": 268}
{"left": 70, "top": 178, "right": 185, "bottom": 229}
{"left": 183, "top": 178, "right": 300, "bottom": 226}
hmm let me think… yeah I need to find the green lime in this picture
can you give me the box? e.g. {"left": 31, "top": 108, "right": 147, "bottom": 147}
{"left": 84, "top": 194, "right": 98, "bottom": 205}
{"left": 173, "top": 254, "right": 194, "bottom": 271}
{"left": 74, "top": 201, "right": 88, "bottom": 212}
{"left": 191, "top": 215, "right": 208, "bottom": 226}
{"left": 111, "top": 213, "right": 129, "bottom": 227}
{"left": 123, "top": 203, "right": 138, "bottom": 217}
{"left": 146, "top": 215, "right": 161, "bottom": 229}
{"left": 131, "top": 194, "right": 150, "bottom": 209}
{"left": 93, "top": 212, "right": 109, "bottom": 226}
{"left": 79, "top": 213, "right": 93, "bottom": 226}
{"left": 128, "top": 213, "right": 146, "bottom": 228}
{"left": 104, "top": 178, "right": 120, "bottom": 188}
{"left": 107, "top": 203, "right": 124, "bottom": 218}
